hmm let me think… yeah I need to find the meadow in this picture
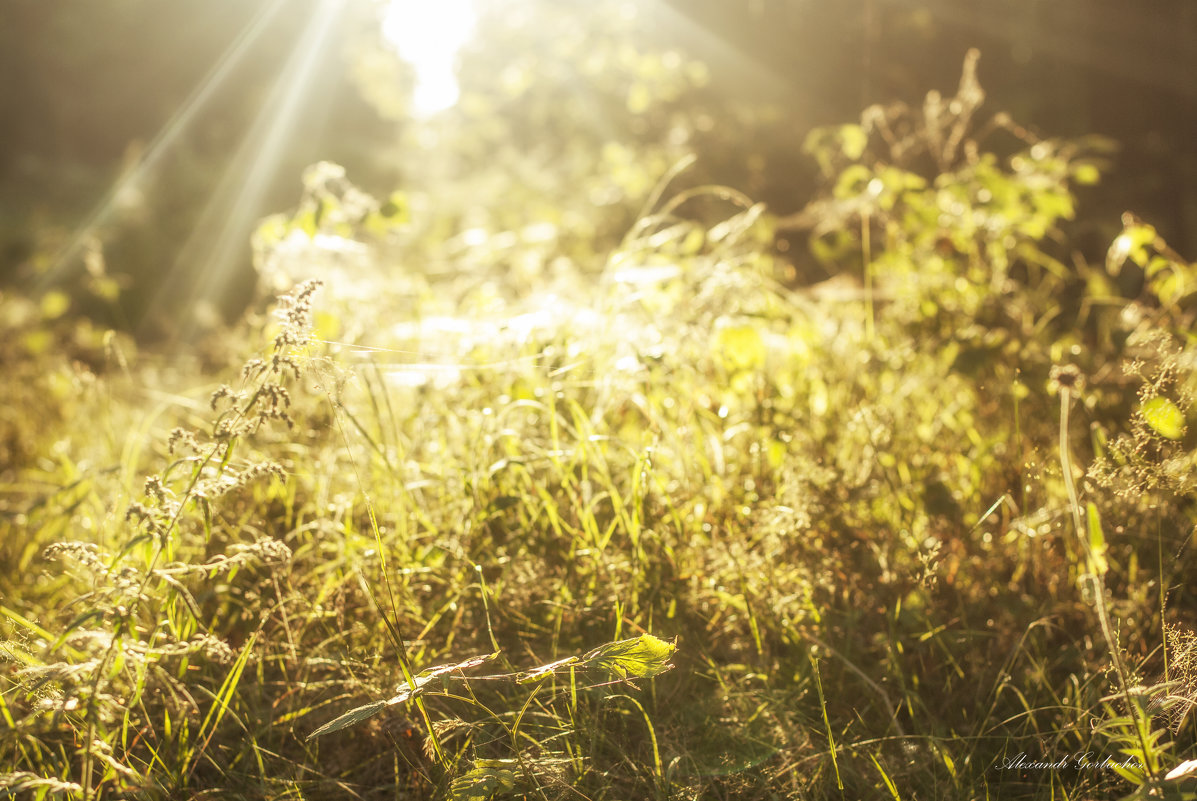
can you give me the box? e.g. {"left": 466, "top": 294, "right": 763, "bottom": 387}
{"left": 3, "top": 56, "right": 1197, "bottom": 801}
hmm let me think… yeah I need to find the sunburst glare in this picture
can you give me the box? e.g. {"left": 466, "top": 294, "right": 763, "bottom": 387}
{"left": 382, "top": 0, "right": 478, "bottom": 116}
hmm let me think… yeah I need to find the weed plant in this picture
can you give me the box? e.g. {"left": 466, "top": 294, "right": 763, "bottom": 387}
{"left": 4, "top": 54, "right": 1197, "bottom": 800}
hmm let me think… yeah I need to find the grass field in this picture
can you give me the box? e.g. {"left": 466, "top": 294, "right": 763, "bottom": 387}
{"left": 3, "top": 70, "right": 1197, "bottom": 801}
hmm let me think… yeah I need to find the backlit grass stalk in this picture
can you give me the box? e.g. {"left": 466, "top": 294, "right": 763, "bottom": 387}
{"left": 74, "top": 281, "right": 321, "bottom": 798}
{"left": 1055, "top": 370, "right": 1155, "bottom": 783}
{"left": 810, "top": 652, "right": 843, "bottom": 792}
{"left": 319, "top": 354, "right": 448, "bottom": 766}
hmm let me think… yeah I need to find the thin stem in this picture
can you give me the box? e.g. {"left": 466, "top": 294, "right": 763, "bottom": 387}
{"left": 1058, "top": 387, "right": 1155, "bottom": 781}
{"left": 861, "top": 208, "right": 875, "bottom": 341}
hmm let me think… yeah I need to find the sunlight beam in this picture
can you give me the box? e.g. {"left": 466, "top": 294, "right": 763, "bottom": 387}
{"left": 36, "top": 0, "right": 289, "bottom": 294}
{"left": 164, "top": 0, "right": 347, "bottom": 341}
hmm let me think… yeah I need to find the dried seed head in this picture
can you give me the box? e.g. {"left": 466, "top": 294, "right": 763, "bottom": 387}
{"left": 191, "top": 634, "right": 235, "bottom": 665}
{"left": 1048, "top": 363, "right": 1085, "bottom": 396}
{"left": 144, "top": 476, "right": 166, "bottom": 502}
{"left": 167, "top": 427, "right": 200, "bottom": 455}
{"left": 210, "top": 384, "right": 236, "bottom": 410}
{"left": 43, "top": 541, "right": 109, "bottom": 574}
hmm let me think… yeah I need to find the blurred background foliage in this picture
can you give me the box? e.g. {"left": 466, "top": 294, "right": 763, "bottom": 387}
{"left": 0, "top": 0, "right": 1193, "bottom": 340}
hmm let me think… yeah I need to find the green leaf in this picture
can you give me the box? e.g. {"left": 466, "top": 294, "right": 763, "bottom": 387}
{"left": 713, "top": 323, "right": 767, "bottom": 373}
{"left": 1141, "top": 396, "right": 1186, "bottom": 440}
{"left": 579, "top": 634, "right": 676, "bottom": 682}
{"left": 833, "top": 164, "right": 874, "bottom": 200}
{"left": 254, "top": 213, "right": 290, "bottom": 246}
{"left": 313, "top": 196, "right": 334, "bottom": 229}
{"left": 1108, "top": 223, "right": 1157, "bottom": 270}
{"left": 869, "top": 752, "right": 901, "bottom": 801}
{"left": 679, "top": 226, "right": 706, "bottom": 255}
{"left": 1153, "top": 271, "right": 1188, "bottom": 306}
{"left": 1110, "top": 761, "right": 1146, "bottom": 785}
{"left": 448, "top": 764, "right": 518, "bottom": 801}
{"left": 1072, "top": 163, "right": 1101, "bottom": 185}
{"left": 306, "top": 700, "right": 388, "bottom": 740}
{"left": 293, "top": 208, "right": 319, "bottom": 239}
{"left": 39, "top": 291, "right": 70, "bottom": 320}
{"left": 938, "top": 745, "right": 957, "bottom": 779}
{"left": 194, "top": 632, "right": 258, "bottom": 758}
{"left": 879, "top": 165, "right": 926, "bottom": 193}
{"left": 839, "top": 124, "right": 868, "bottom": 160}
{"left": 1145, "top": 255, "right": 1175, "bottom": 279}
{"left": 378, "top": 191, "right": 410, "bottom": 222}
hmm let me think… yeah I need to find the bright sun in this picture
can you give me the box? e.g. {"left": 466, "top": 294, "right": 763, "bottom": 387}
{"left": 381, "top": 0, "right": 478, "bottom": 116}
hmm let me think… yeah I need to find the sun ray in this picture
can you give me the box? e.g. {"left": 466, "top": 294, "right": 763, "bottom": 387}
{"left": 164, "top": 0, "right": 349, "bottom": 340}
{"left": 36, "top": 0, "right": 290, "bottom": 295}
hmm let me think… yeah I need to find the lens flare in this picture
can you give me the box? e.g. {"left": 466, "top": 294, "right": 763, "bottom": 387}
{"left": 382, "top": 0, "right": 478, "bottom": 116}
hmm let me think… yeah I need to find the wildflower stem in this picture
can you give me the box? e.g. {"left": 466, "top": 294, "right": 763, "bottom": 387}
{"left": 1058, "top": 386, "right": 1155, "bottom": 782}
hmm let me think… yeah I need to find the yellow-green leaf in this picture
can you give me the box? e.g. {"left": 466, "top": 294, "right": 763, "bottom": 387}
{"left": 714, "top": 323, "right": 767, "bottom": 373}
{"left": 580, "top": 634, "right": 676, "bottom": 682}
{"left": 1072, "top": 163, "right": 1101, "bottom": 185}
{"left": 834, "top": 164, "right": 874, "bottom": 200}
{"left": 839, "top": 124, "right": 868, "bottom": 160}
{"left": 448, "top": 765, "right": 517, "bottom": 801}
{"left": 1141, "top": 396, "right": 1186, "bottom": 440}
{"left": 254, "top": 213, "right": 290, "bottom": 247}
{"left": 306, "top": 700, "right": 388, "bottom": 740}
{"left": 39, "top": 291, "right": 70, "bottom": 320}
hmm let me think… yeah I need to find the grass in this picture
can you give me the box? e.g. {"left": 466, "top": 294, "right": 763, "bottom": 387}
{"left": 3, "top": 61, "right": 1197, "bottom": 800}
